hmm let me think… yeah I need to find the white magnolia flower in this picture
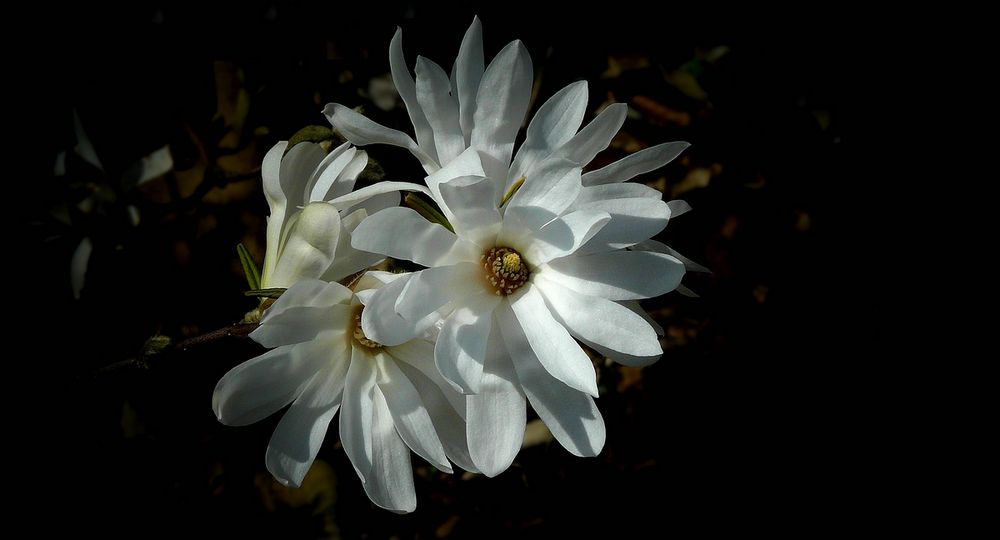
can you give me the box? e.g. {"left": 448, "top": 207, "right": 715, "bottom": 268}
{"left": 213, "top": 274, "right": 475, "bottom": 513}
{"left": 325, "top": 18, "right": 701, "bottom": 476}
{"left": 258, "top": 140, "right": 430, "bottom": 288}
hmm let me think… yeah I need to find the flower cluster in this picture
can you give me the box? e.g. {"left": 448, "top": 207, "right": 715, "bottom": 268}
{"left": 213, "top": 16, "right": 702, "bottom": 513}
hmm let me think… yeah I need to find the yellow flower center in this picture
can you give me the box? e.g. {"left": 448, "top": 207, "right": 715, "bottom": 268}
{"left": 353, "top": 311, "right": 383, "bottom": 349}
{"left": 483, "top": 247, "right": 530, "bottom": 296}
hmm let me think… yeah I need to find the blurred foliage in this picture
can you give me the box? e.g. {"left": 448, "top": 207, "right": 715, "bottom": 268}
{"left": 28, "top": 3, "right": 846, "bottom": 538}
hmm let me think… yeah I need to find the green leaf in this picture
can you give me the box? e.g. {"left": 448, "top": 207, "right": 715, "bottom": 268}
{"left": 244, "top": 288, "right": 286, "bottom": 298}
{"left": 236, "top": 243, "right": 261, "bottom": 291}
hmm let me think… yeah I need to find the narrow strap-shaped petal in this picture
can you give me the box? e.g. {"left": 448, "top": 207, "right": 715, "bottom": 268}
{"left": 507, "top": 286, "right": 598, "bottom": 397}
{"left": 261, "top": 278, "right": 353, "bottom": 321}
{"left": 504, "top": 157, "right": 582, "bottom": 230}
{"left": 453, "top": 16, "right": 484, "bottom": 144}
{"left": 323, "top": 103, "right": 439, "bottom": 173}
{"left": 266, "top": 202, "right": 343, "bottom": 288}
{"left": 554, "top": 103, "right": 627, "bottom": 166}
{"left": 470, "top": 40, "right": 533, "bottom": 192}
{"left": 389, "top": 27, "right": 437, "bottom": 163}
{"left": 541, "top": 250, "right": 685, "bottom": 300}
{"left": 467, "top": 318, "right": 525, "bottom": 477}
{"left": 394, "top": 262, "right": 485, "bottom": 321}
{"left": 265, "top": 351, "right": 350, "bottom": 488}
{"left": 438, "top": 174, "right": 502, "bottom": 248}
{"left": 306, "top": 144, "right": 358, "bottom": 203}
{"left": 415, "top": 56, "right": 466, "bottom": 165}
{"left": 630, "top": 239, "right": 711, "bottom": 273}
{"left": 572, "top": 197, "right": 672, "bottom": 254}
{"left": 350, "top": 206, "right": 479, "bottom": 268}
{"left": 433, "top": 292, "right": 500, "bottom": 394}
{"left": 376, "top": 352, "right": 452, "bottom": 473}
{"left": 329, "top": 180, "right": 431, "bottom": 213}
{"left": 262, "top": 141, "right": 289, "bottom": 283}
{"left": 535, "top": 274, "right": 662, "bottom": 358}
{"left": 508, "top": 80, "right": 589, "bottom": 185}
{"left": 362, "top": 384, "right": 417, "bottom": 513}
{"left": 251, "top": 304, "right": 353, "bottom": 349}
{"left": 340, "top": 347, "right": 377, "bottom": 483}
{"left": 581, "top": 141, "right": 690, "bottom": 186}
{"left": 498, "top": 301, "right": 606, "bottom": 457}
{"left": 520, "top": 210, "right": 611, "bottom": 266}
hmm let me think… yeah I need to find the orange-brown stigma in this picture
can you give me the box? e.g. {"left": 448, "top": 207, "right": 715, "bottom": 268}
{"left": 482, "top": 247, "right": 530, "bottom": 296}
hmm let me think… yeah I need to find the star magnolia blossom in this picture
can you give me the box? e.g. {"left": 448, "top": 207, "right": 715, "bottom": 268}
{"left": 213, "top": 274, "right": 475, "bottom": 513}
{"left": 325, "top": 18, "right": 701, "bottom": 476}
{"left": 259, "top": 140, "right": 430, "bottom": 288}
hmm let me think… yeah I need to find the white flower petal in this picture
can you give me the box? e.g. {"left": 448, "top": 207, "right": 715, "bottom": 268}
{"left": 261, "top": 141, "right": 289, "bottom": 282}
{"left": 630, "top": 239, "right": 710, "bottom": 273}
{"left": 667, "top": 199, "right": 692, "bottom": 217}
{"left": 213, "top": 336, "right": 342, "bottom": 427}
{"left": 467, "top": 320, "right": 526, "bottom": 477}
{"left": 434, "top": 292, "right": 500, "bottom": 394}
{"left": 535, "top": 274, "right": 662, "bottom": 358}
{"left": 267, "top": 202, "right": 342, "bottom": 288}
{"left": 574, "top": 183, "right": 663, "bottom": 205}
{"left": 498, "top": 301, "right": 605, "bottom": 457}
{"left": 438, "top": 175, "right": 502, "bottom": 247}
{"left": 621, "top": 299, "right": 664, "bottom": 336}
{"left": 454, "top": 16, "right": 484, "bottom": 143}
{"left": 508, "top": 80, "right": 589, "bottom": 185}
{"left": 424, "top": 146, "right": 487, "bottom": 214}
{"left": 573, "top": 197, "right": 671, "bottom": 254}
{"left": 323, "top": 103, "right": 439, "bottom": 173}
{"left": 321, "top": 210, "right": 383, "bottom": 284}
{"left": 389, "top": 339, "right": 467, "bottom": 418}
{"left": 251, "top": 304, "right": 353, "bottom": 348}
{"left": 581, "top": 141, "right": 690, "bottom": 186}
{"left": 470, "top": 39, "right": 533, "bottom": 189}
{"left": 415, "top": 56, "right": 465, "bottom": 165}
{"left": 554, "top": 103, "right": 627, "bottom": 166}
{"left": 507, "top": 286, "right": 598, "bottom": 397}
{"left": 363, "top": 384, "right": 417, "bottom": 513}
{"left": 279, "top": 142, "right": 327, "bottom": 210}
{"left": 265, "top": 354, "right": 350, "bottom": 488}
{"left": 376, "top": 352, "right": 452, "bottom": 473}
{"left": 330, "top": 180, "right": 430, "bottom": 213}
{"left": 505, "top": 157, "right": 582, "bottom": 230}
{"left": 521, "top": 210, "right": 611, "bottom": 266}
{"left": 392, "top": 356, "right": 478, "bottom": 473}
{"left": 350, "top": 207, "right": 478, "bottom": 268}
{"left": 306, "top": 143, "right": 357, "bottom": 202}
{"left": 340, "top": 346, "right": 377, "bottom": 482}
{"left": 394, "top": 262, "right": 485, "bottom": 321}
{"left": 360, "top": 273, "right": 422, "bottom": 346}
{"left": 262, "top": 279, "right": 353, "bottom": 320}
{"left": 389, "top": 27, "right": 437, "bottom": 164}
{"left": 541, "top": 250, "right": 686, "bottom": 300}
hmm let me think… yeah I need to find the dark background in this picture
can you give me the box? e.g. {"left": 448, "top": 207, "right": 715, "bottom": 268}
{"left": 25, "top": 2, "right": 853, "bottom": 536}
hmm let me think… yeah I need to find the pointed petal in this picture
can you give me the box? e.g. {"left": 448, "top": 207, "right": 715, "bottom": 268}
{"left": 376, "top": 352, "right": 452, "bottom": 473}
{"left": 213, "top": 336, "right": 344, "bottom": 427}
{"left": 265, "top": 354, "right": 350, "bottom": 488}
{"left": 304, "top": 141, "right": 355, "bottom": 202}
{"left": 360, "top": 273, "right": 423, "bottom": 346}
{"left": 507, "top": 286, "right": 598, "bottom": 397}
{"left": 471, "top": 40, "right": 533, "bottom": 189}
{"left": 508, "top": 80, "right": 589, "bottom": 184}
{"left": 454, "top": 16, "right": 484, "bottom": 143}
{"left": 394, "top": 262, "right": 485, "bottom": 321}
{"left": 267, "top": 202, "right": 343, "bottom": 287}
{"left": 390, "top": 27, "right": 437, "bottom": 163}
{"left": 329, "top": 180, "right": 431, "bottom": 213}
{"left": 389, "top": 339, "right": 467, "bottom": 417}
{"left": 574, "top": 183, "right": 663, "bottom": 205}
{"left": 340, "top": 347, "right": 377, "bottom": 482}
{"left": 582, "top": 141, "right": 690, "bottom": 186}
{"left": 416, "top": 56, "right": 466, "bottom": 165}
{"left": 631, "top": 239, "right": 710, "bottom": 273}
{"left": 541, "top": 250, "right": 686, "bottom": 300}
{"left": 363, "top": 385, "right": 417, "bottom": 513}
{"left": 499, "top": 301, "right": 605, "bottom": 457}
{"left": 467, "top": 319, "right": 525, "bottom": 477}
{"left": 323, "top": 103, "right": 439, "bottom": 173}
{"left": 392, "top": 356, "right": 479, "bottom": 473}
{"left": 434, "top": 292, "right": 500, "bottom": 394}
{"left": 535, "top": 274, "right": 662, "bottom": 357}
{"left": 667, "top": 199, "right": 692, "bottom": 217}
{"left": 350, "top": 207, "right": 479, "bottom": 267}
{"left": 554, "top": 103, "right": 627, "bottom": 166}
{"left": 261, "top": 141, "right": 289, "bottom": 282}
{"left": 424, "top": 146, "right": 488, "bottom": 215}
